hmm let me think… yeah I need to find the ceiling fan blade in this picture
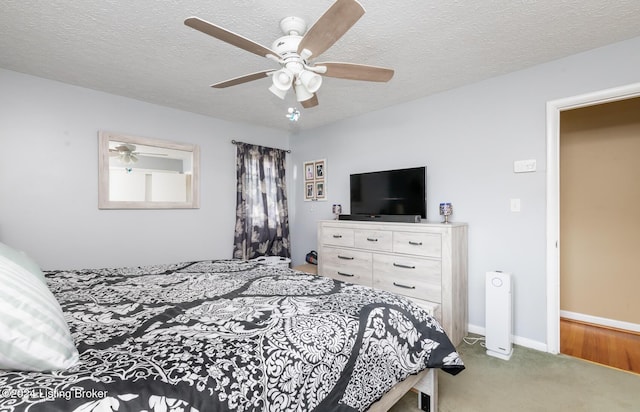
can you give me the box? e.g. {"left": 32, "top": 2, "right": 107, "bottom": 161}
{"left": 211, "top": 70, "right": 273, "bottom": 88}
{"left": 297, "top": 0, "right": 365, "bottom": 58}
{"left": 301, "top": 94, "right": 319, "bottom": 108}
{"left": 317, "top": 62, "right": 394, "bottom": 82}
{"left": 185, "top": 17, "right": 281, "bottom": 59}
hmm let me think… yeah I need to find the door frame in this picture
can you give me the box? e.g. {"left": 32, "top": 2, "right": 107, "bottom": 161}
{"left": 546, "top": 82, "right": 640, "bottom": 354}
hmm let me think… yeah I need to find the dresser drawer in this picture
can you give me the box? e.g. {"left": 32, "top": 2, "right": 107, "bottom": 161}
{"left": 320, "top": 227, "right": 354, "bottom": 247}
{"left": 322, "top": 247, "right": 373, "bottom": 287}
{"left": 393, "top": 231, "right": 441, "bottom": 258}
{"left": 354, "top": 229, "right": 392, "bottom": 252}
{"left": 373, "top": 254, "right": 441, "bottom": 302}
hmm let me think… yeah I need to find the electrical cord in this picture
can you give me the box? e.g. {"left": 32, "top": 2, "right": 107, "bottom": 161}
{"left": 462, "top": 336, "right": 486, "bottom": 347}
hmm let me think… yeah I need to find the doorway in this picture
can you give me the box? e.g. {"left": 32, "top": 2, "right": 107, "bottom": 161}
{"left": 557, "top": 98, "right": 640, "bottom": 372}
{"left": 546, "top": 82, "right": 640, "bottom": 355}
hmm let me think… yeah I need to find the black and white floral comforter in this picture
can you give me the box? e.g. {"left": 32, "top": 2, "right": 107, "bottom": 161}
{"left": 0, "top": 260, "right": 464, "bottom": 412}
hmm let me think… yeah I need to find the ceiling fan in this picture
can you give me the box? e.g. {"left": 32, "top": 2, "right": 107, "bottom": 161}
{"left": 109, "top": 144, "right": 168, "bottom": 164}
{"left": 184, "top": 0, "right": 394, "bottom": 108}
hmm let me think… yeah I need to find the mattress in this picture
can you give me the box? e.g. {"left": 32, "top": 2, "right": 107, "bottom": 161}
{"left": 0, "top": 259, "right": 464, "bottom": 411}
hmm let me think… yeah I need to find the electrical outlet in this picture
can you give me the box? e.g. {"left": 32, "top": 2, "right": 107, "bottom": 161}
{"left": 510, "top": 198, "right": 521, "bottom": 212}
{"left": 420, "top": 392, "right": 431, "bottom": 412}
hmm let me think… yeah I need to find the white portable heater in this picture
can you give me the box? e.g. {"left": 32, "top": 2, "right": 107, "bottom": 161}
{"left": 485, "top": 271, "right": 513, "bottom": 360}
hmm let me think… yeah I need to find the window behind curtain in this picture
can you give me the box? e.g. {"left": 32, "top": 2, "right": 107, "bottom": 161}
{"left": 233, "top": 143, "right": 290, "bottom": 260}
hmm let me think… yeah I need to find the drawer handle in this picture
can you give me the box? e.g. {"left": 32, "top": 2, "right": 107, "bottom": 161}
{"left": 366, "top": 237, "right": 378, "bottom": 242}
{"left": 332, "top": 234, "right": 343, "bottom": 239}
{"left": 337, "top": 271, "right": 354, "bottom": 277}
{"left": 393, "top": 262, "right": 416, "bottom": 269}
{"left": 393, "top": 282, "right": 416, "bottom": 290}
{"left": 338, "top": 255, "right": 354, "bottom": 260}
{"left": 409, "top": 241, "right": 423, "bottom": 246}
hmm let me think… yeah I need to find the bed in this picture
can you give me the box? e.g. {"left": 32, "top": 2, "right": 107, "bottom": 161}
{"left": 0, "top": 258, "right": 464, "bottom": 411}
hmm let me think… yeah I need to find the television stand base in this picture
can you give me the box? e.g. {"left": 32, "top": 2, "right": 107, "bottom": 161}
{"left": 338, "top": 214, "right": 422, "bottom": 223}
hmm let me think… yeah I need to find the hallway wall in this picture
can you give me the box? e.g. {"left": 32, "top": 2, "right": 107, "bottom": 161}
{"left": 560, "top": 97, "right": 640, "bottom": 324}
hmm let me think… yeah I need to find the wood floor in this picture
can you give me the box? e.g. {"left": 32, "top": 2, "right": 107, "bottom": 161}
{"left": 560, "top": 317, "right": 640, "bottom": 374}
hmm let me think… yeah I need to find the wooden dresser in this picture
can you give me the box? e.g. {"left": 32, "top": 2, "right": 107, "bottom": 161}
{"left": 317, "top": 220, "right": 468, "bottom": 346}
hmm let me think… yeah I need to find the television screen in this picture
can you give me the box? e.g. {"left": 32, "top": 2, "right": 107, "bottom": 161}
{"left": 350, "top": 166, "right": 426, "bottom": 218}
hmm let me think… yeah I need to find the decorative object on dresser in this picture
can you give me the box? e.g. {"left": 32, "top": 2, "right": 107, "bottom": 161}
{"left": 317, "top": 219, "right": 468, "bottom": 347}
{"left": 439, "top": 202, "right": 453, "bottom": 223}
{"left": 332, "top": 203, "right": 342, "bottom": 219}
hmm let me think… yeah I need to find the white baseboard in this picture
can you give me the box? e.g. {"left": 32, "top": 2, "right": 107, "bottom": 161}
{"left": 560, "top": 310, "right": 640, "bottom": 333}
{"left": 467, "top": 313, "right": 640, "bottom": 355}
{"left": 467, "top": 324, "right": 485, "bottom": 336}
{"left": 513, "top": 335, "right": 548, "bottom": 352}
{"left": 467, "top": 324, "right": 548, "bottom": 353}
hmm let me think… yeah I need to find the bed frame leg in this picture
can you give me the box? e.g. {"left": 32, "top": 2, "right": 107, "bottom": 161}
{"left": 414, "top": 369, "right": 438, "bottom": 412}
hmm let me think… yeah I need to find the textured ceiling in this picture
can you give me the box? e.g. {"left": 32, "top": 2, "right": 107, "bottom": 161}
{"left": 2, "top": 0, "right": 640, "bottom": 132}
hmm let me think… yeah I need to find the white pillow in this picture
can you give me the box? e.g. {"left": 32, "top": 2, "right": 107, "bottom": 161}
{"left": 0, "top": 254, "right": 79, "bottom": 371}
{"left": 0, "top": 241, "right": 46, "bottom": 283}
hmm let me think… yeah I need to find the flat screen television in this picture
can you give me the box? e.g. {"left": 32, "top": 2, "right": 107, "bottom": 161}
{"left": 350, "top": 166, "right": 426, "bottom": 219}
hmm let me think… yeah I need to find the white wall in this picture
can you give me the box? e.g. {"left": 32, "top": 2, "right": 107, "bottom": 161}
{"left": 0, "top": 69, "right": 288, "bottom": 270}
{"left": 3, "top": 34, "right": 639, "bottom": 348}
{"left": 289, "top": 35, "right": 640, "bottom": 348}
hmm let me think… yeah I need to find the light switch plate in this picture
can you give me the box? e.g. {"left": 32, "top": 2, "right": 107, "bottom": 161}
{"left": 514, "top": 159, "right": 536, "bottom": 173}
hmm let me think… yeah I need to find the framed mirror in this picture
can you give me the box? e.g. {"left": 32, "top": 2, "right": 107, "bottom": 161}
{"left": 98, "top": 131, "right": 200, "bottom": 209}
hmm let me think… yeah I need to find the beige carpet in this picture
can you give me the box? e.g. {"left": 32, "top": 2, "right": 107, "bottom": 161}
{"left": 390, "top": 337, "right": 639, "bottom": 411}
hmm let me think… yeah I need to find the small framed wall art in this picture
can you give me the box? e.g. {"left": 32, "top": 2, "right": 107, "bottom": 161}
{"left": 304, "top": 158, "right": 326, "bottom": 201}
{"left": 316, "top": 181, "right": 325, "bottom": 200}
{"left": 315, "top": 160, "right": 325, "bottom": 179}
{"left": 305, "top": 182, "right": 315, "bottom": 200}
{"left": 304, "top": 161, "right": 315, "bottom": 180}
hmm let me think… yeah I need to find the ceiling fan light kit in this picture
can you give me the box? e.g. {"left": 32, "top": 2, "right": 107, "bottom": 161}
{"left": 271, "top": 68, "right": 294, "bottom": 90}
{"left": 298, "top": 70, "right": 322, "bottom": 93}
{"left": 184, "top": 0, "right": 394, "bottom": 110}
{"left": 268, "top": 84, "right": 288, "bottom": 100}
{"left": 294, "top": 81, "right": 314, "bottom": 102}
{"left": 120, "top": 153, "right": 138, "bottom": 164}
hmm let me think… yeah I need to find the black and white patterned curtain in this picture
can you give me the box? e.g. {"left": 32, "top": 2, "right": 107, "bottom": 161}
{"left": 233, "top": 142, "right": 291, "bottom": 260}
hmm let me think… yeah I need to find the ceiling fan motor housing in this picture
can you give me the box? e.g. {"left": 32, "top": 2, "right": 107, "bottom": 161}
{"left": 271, "top": 32, "right": 314, "bottom": 93}
{"left": 272, "top": 35, "right": 302, "bottom": 58}
{"left": 279, "top": 16, "right": 306, "bottom": 36}
{"left": 271, "top": 17, "right": 323, "bottom": 97}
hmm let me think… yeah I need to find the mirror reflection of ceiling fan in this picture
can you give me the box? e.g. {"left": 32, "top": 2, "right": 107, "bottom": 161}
{"left": 184, "top": 0, "right": 394, "bottom": 108}
{"left": 109, "top": 144, "right": 168, "bottom": 164}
